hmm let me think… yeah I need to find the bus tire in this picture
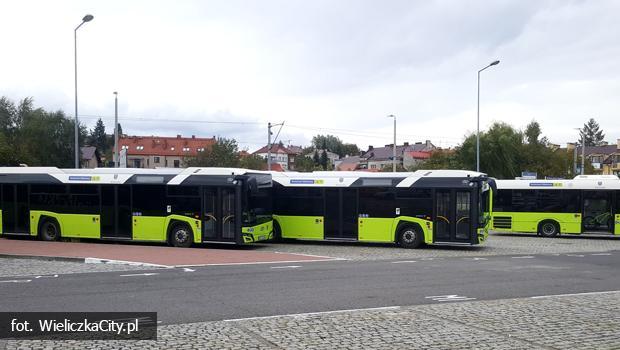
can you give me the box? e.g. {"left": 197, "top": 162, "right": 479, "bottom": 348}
{"left": 397, "top": 225, "right": 423, "bottom": 249}
{"left": 272, "top": 221, "right": 282, "bottom": 242}
{"left": 538, "top": 220, "right": 559, "bottom": 237}
{"left": 169, "top": 223, "right": 193, "bottom": 248}
{"left": 39, "top": 218, "right": 61, "bottom": 241}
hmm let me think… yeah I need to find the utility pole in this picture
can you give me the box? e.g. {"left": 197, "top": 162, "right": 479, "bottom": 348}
{"left": 267, "top": 122, "right": 272, "bottom": 171}
{"left": 113, "top": 91, "right": 118, "bottom": 168}
{"left": 581, "top": 132, "right": 585, "bottom": 175}
{"left": 476, "top": 60, "right": 500, "bottom": 172}
{"left": 387, "top": 115, "right": 396, "bottom": 172}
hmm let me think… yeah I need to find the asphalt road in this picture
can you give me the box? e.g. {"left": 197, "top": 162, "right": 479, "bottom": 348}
{"left": 1, "top": 252, "right": 619, "bottom": 325}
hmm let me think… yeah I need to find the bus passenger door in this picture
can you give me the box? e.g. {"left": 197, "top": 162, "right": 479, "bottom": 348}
{"left": 324, "top": 188, "right": 358, "bottom": 240}
{"left": 434, "top": 189, "right": 472, "bottom": 243}
{"left": 202, "top": 187, "right": 238, "bottom": 242}
{"left": 582, "top": 191, "right": 613, "bottom": 233}
{"left": 100, "top": 185, "right": 132, "bottom": 239}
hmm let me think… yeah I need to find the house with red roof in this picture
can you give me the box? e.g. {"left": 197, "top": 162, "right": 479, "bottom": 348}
{"left": 253, "top": 144, "right": 295, "bottom": 171}
{"left": 119, "top": 134, "right": 216, "bottom": 168}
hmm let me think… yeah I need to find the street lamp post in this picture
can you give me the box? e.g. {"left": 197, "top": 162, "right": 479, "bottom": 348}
{"left": 74, "top": 14, "right": 94, "bottom": 169}
{"left": 113, "top": 91, "right": 118, "bottom": 168}
{"left": 476, "top": 60, "right": 500, "bottom": 173}
{"left": 387, "top": 115, "right": 396, "bottom": 172}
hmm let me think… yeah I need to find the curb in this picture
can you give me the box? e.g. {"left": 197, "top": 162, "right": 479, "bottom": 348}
{"left": 0, "top": 254, "right": 169, "bottom": 268}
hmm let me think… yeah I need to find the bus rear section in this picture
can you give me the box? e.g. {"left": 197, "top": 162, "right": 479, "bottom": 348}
{"left": 492, "top": 176, "right": 620, "bottom": 237}
{"left": 0, "top": 167, "right": 274, "bottom": 247}
{"left": 271, "top": 170, "right": 493, "bottom": 248}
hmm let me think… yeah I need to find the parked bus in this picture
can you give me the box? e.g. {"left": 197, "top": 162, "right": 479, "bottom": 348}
{"left": 492, "top": 175, "right": 620, "bottom": 236}
{"left": 271, "top": 170, "right": 495, "bottom": 248}
{"left": 0, "top": 167, "right": 273, "bottom": 246}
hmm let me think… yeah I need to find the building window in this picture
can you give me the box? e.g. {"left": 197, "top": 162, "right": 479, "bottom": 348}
{"left": 170, "top": 147, "right": 175, "bottom": 151}
{"left": 154, "top": 156, "right": 160, "bottom": 163}
{"left": 121, "top": 145, "right": 129, "bottom": 149}
{"left": 197, "top": 148, "right": 205, "bottom": 152}
{"left": 174, "top": 160, "right": 180, "bottom": 168}
{"left": 183, "top": 147, "right": 190, "bottom": 152}
{"left": 136, "top": 145, "right": 144, "bottom": 150}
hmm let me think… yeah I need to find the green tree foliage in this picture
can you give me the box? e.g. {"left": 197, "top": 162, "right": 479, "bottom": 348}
{"left": 0, "top": 96, "right": 87, "bottom": 167}
{"left": 320, "top": 150, "right": 328, "bottom": 170}
{"left": 239, "top": 154, "right": 266, "bottom": 170}
{"left": 313, "top": 150, "right": 320, "bottom": 164}
{"left": 185, "top": 137, "right": 240, "bottom": 167}
{"left": 90, "top": 118, "right": 108, "bottom": 153}
{"left": 580, "top": 118, "right": 605, "bottom": 146}
{"left": 294, "top": 154, "right": 321, "bottom": 172}
{"left": 311, "top": 134, "right": 360, "bottom": 158}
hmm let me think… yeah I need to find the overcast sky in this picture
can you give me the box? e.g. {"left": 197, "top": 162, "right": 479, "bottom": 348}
{"left": 1, "top": 0, "right": 619, "bottom": 152}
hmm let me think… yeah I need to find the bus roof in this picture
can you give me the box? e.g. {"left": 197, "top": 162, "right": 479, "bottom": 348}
{"left": 271, "top": 169, "right": 488, "bottom": 188}
{"left": 496, "top": 177, "right": 620, "bottom": 190}
{"left": 0, "top": 167, "right": 270, "bottom": 185}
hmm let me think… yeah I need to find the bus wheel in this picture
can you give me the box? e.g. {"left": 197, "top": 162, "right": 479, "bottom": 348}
{"left": 398, "top": 225, "right": 423, "bottom": 249}
{"left": 169, "top": 223, "right": 193, "bottom": 248}
{"left": 538, "top": 221, "right": 559, "bottom": 237}
{"left": 39, "top": 219, "right": 60, "bottom": 241}
{"left": 272, "top": 222, "right": 282, "bottom": 242}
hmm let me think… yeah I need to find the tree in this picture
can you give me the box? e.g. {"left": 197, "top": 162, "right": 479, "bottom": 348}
{"left": 311, "top": 134, "right": 359, "bottom": 158}
{"left": 313, "top": 150, "right": 320, "bottom": 165}
{"left": 239, "top": 154, "right": 266, "bottom": 170}
{"left": 90, "top": 118, "right": 108, "bottom": 153}
{"left": 185, "top": 137, "right": 240, "bottom": 167}
{"left": 294, "top": 155, "right": 321, "bottom": 172}
{"left": 524, "top": 120, "right": 542, "bottom": 145}
{"left": 580, "top": 118, "right": 605, "bottom": 146}
{"left": 320, "top": 150, "right": 328, "bottom": 170}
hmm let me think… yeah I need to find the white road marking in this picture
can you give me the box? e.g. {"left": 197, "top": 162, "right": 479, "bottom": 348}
{"left": 391, "top": 260, "right": 417, "bottom": 264}
{"left": 223, "top": 306, "right": 401, "bottom": 322}
{"left": 530, "top": 290, "right": 620, "bottom": 299}
{"left": 270, "top": 265, "right": 301, "bottom": 269}
{"left": 182, "top": 268, "right": 195, "bottom": 272}
{"left": 34, "top": 274, "right": 59, "bottom": 278}
{"left": 425, "top": 295, "right": 476, "bottom": 302}
{"left": 86, "top": 257, "right": 171, "bottom": 268}
{"left": 174, "top": 258, "right": 342, "bottom": 268}
{"left": 0, "top": 279, "right": 32, "bottom": 283}
{"left": 590, "top": 253, "right": 612, "bottom": 256}
{"left": 465, "top": 257, "right": 488, "bottom": 261}
{"left": 566, "top": 254, "right": 585, "bottom": 257}
{"left": 511, "top": 256, "right": 534, "bottom": 259}
{"left": 274, "top": 251, "right": 347, "bottom": 260}
{"left": 119, "top": 273, "right": 160, "bottom": 277}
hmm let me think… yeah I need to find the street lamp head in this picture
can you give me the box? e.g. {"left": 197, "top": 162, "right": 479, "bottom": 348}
{"left": 387, "top": 114, "right": 395, "bottom": 119}
{"left": 82, "top": 14, "right": 94, "bottom": 22}
{"left": 490, "top": 60, "right": 500, "bottom": 66}
{"left": 113, "top": 91, "right": 118, "bottom": 95}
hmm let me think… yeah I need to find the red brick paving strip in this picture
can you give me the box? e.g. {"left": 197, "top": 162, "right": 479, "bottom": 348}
{"left": 0, "top": 238, "right": 335, "bottom": 267}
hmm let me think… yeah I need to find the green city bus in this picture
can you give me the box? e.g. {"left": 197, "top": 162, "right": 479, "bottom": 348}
{"left": 492, "top": 175, "right": 620, "bottom": 237}
{"left": 0, "top": 167, "right": 273, "bottom": 246}
{"left": 271, "top": 170, "right": 495, "bottom": 248}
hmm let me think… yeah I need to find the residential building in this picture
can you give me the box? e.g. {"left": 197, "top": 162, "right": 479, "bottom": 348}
{"left": 335, "top": 156, "right": 364, "bottom": 171}
{"left": 253, "top": 144, "right": 294, "bottom": 171}
{"left": 569, "top": 139, "right": 620, "bottom": 175}
{"left": 362, "top": 140, "right": 435, "bottom": 170}
{"left": 80, "top": 146, "right": 101, "bottom": 169}
{"left": 119, "top": 134, "right": 216, "bottom": 168}
{"left": 306, "top": 149, "right": 340, "bottom": 170}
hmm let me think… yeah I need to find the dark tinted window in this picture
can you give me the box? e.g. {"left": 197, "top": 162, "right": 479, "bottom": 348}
{"left": 31, "top": 185, "right": 66, "bottom": 194}
{"left": 274, "top": 187, "right": 323, "bottom": 216}
{"left": 396, "top": 188, "right": 432, "bottom": 217}
{"left": 359, "top": 187, "right": 395, "bottom": 217}
{"left": 167, "top": 186, "right": 200, "bottom": 197}
{"left": 133, "top": 185, "right": 166, "bottom": 216}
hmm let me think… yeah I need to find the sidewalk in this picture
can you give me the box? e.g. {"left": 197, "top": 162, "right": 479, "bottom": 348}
{"left": 0, "top": 238, "right": 337, "bottom": 267}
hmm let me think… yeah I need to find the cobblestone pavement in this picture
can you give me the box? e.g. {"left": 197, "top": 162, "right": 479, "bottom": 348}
{"left": 255, "top": 233, "right": 620, "bottom": 260}
{"left": 5, "top": 291, "right": 619, "bottom": 349}
{"left": 0, "top": 258, "right": 157, "bottom": 278}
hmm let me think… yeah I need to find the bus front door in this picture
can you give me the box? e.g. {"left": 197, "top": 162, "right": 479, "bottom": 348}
{"left": 203, "top": 187, "right": 238, "bottom": 242}
{"left": 434, "top": 189, "right": 473, "bottom": 243}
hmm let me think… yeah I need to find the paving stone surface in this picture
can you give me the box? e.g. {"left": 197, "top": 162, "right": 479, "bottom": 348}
{"left": 5, "top": 292, "right": 619, "bottom": 349}
{"left": 255, "top": 233, "right": 620, "bottom": 260}
{"left": 0, "top": 258, "right": 155, "bottom": 278}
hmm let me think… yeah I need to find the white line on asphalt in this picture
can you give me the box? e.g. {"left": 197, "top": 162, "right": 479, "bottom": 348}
{"left": 274, "top": 251, "right": 347, "bottom": 260}
{"left": 86, "top": 257, "right": 171, "bottom": 268}
{"left": 391, "top": 260, "right": 417, "bottom": 264}
{"left": 530, "top": 290, "right": 620, "bottom": 299}
{"left": 119, "top": 273, "right": 160, "bottom": 277}
{"left": 34, "top": 274, "right": 59, "bottom": 278}
{"left": 566, "top": 254, "right": 585, "bottom": 257}
{"left": 590, "top": 253, "right": 612, "bottom": 256}
{"left": 0, "top": 279, "right": 32, "bottom": 283}
{"left": 223, "top": 306, "right": 401, "bottom": 322}
{"left": 511, "top": 256, "right": 534, "bottom": 259}
{"left": 182, "top": 268, "right": 195, "bottom": 272}
{"left": 425, "top": 295, "right": 476, "bottom": 302}
{"left": 270, "top": 265, "right": 301, "bottom": 269}
{"left": 174, "top": 258, "right": 343, "bottom": 268}
{"left": 464, "top": 257, "right": 488, "bottom": 261}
